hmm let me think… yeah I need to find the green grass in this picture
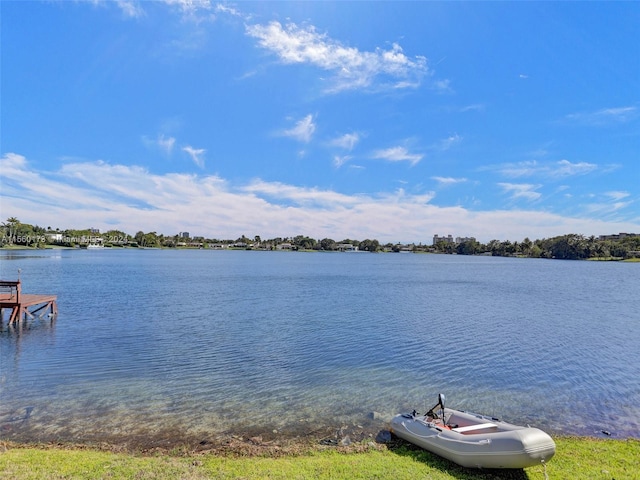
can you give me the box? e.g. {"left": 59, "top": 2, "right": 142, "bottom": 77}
{"left": 1, "top": 437, "right": 638, "bottom": 479}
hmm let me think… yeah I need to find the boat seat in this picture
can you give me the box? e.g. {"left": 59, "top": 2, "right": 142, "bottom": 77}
{"left": 451, "top": 422, "right": 497, "bottom": 433}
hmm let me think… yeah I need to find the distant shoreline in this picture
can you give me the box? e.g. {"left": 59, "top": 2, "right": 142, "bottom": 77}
{"left": 2, "top": 244, "right": 638, "bottom": 262}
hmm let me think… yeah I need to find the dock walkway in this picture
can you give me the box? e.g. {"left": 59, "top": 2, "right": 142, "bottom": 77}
{"left": 0, "top": 280, "right": 58, "bottom": 324}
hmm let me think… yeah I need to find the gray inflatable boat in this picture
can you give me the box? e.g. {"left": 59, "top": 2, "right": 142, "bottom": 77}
{"left": 390, "top": 394, "right": 556, "bottom": 469}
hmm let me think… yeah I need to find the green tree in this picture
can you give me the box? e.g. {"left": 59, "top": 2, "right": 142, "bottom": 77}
{"left": 456, "top": 240, "right": 479, "bottom": 255}
{"left": 2, "top": 217, "right": 20, "bottom": 244}
{"left": 529, "top": 244, "right": 542, "bottom": 258}
{"left": 486, "top": 239, "right": 501, "bottom": 256}
{"left": 549, "top": 234, "right": 587, "bottom": 260}
{"left": 133, "top": 231, "right": 145, "bottom": 246}
{"left": 293, "top": 235, "right": 317, "bottom": 250}
{"left": 609, "top": 242, "right": 628, "bottom": 259}
{"left": 320, "top": 238, "right": 336, "bottom": 251}
{"left": 359, "top": 239, "right": 380, "bottom": 252}
{"left": 142, "top": 232, "right": 160, "bottom": 247}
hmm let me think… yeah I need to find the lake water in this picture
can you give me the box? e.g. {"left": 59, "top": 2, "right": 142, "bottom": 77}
{"left": 1, "top": 249, "right": 639, "bottom": 447}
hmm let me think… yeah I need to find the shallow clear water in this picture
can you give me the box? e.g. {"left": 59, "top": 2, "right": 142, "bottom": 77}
{"left": 1, "top": 249, "right": 638, "bottom": 445}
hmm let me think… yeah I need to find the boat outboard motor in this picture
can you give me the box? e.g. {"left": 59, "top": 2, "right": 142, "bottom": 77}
{"left": 427, "top": 393, "right": 446, "bottom": 420}
{"left": 438, "top": 393, "right": 446, "bottom": 420}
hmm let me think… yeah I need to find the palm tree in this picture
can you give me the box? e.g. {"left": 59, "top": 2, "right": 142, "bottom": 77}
{"left": 2, "top": 217, "right": 20, "bottom": 244}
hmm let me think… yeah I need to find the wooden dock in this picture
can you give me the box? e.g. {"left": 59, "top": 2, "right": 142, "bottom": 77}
{"left": 0, "top": 280, "right": 57, "bottom": 324}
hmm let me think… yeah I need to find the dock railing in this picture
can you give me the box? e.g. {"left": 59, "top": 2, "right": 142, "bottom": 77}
{"left": 0, "top": 280, "right": 57, "bottom": 325}
{"left": 0, "top": 280, "right": 21, "bottom": 305}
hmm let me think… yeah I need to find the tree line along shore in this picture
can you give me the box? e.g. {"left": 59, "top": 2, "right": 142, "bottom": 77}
{"left": 2, "top": 216, "right": 639, "bottom": 260}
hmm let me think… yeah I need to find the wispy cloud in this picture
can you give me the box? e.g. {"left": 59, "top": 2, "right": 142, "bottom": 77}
{"left": 329, "top": 132, "right": 360, "bottom": 151}
{"left": 282, "top": 114, "right": 316, "bottom": 143}
{"left": 245, "top": 21, "right": 429, "bottom": 93}
{"left": 605, "top": 191, "right": 630, "bottom": 201}
{"left": 85, "top": 0, "right": 146, "bottom": 18}
{"left": 158, "top": 0, "right": 221, "bottom": 31}
{"left": 183, "top": 146, "right": 206, "bottom": 167}
{"left": 371, "top": 146, "right": 423, "bottom": 166}
{"left": 112, "top": 0, "right": 145, "bottom": 18}
{"left": 158, "top": 134, "right": 176, "bottom": 155}
{"left": 563, "top": 106, "right": 638, "bottom": 126}
{"left": 435, "top": 134, "right": 462, "bottom": 151}
{"left": 432, "top": 176, "right": 467, "bottom": 186}
{"left": 553, "top": 159, "right": 597, "bottom": 176}
{"left": 333, "top": 155, "right": 353, "bottom": 168}
{"left": 162, "top": 0, "right": 213, "bottom": 15}
{"left": 498, "top": 182, "right": 542, "bottom": 201}
{"left": 585, "top": 197, "right": 634, "bottom": 216}
{"left": 460, "top": 104, "right": 485, "bottom": 112}
{"left": 495, "top": 160, "right": 597, "bottom": 179}
{"left": 432, "top": 79, "right": 453, "bottom": 94}
{"left": 214, "top": 3, "right": 243, "bottom": 17}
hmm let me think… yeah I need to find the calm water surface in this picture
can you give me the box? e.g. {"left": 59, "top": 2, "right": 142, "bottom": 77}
{"left": 1, "top": 249, "right": 638, "bottom": 446}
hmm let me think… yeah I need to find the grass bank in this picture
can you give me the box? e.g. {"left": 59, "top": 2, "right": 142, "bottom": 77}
{"left": 1, "top": 437, "right": 638, "bottom": 479}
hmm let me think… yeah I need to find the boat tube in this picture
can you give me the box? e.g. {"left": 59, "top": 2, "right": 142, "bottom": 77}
{"left": 390, "top": 394, "right": 555, "bottom": 469}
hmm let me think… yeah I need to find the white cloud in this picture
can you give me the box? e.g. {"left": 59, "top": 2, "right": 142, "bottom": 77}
{"left": 553, "top": 159, "right": 597, "bottom": 176}
{"left": 115, "top": 0, "right": 145, "bottom": 18}
{"left": 498, "top": 183, "right": 542, "bottom": 201}
{"left": 214, "top": 3, "right": 242, "bottom": 17}
{"left": 564, "top": 106, "right": 638, "bottom": 125}
{"left": 162, "top": 0, "right": 213, "bottom": 14}
{"left": 333, "top": 155, "right": 352, "bottom": 168}
{"left": 160, "top": 0, "right": 219, "bottom": 26}
{"left": 85, "top": 0, "right": 145, "bottom": 18}
{"left": 605, "top": 191, "right": 630, "bottom": 201}
{"left": 436, "top": 134, "right": 462, "bottom": 151}
{"left": 495, "top": 160, "right": 597, "bottom": 178}
{"left": 245, "top": 21, "right": 428, "bottom": 93}
{"left": 432, "top": 79, "right": 453, "bottom": 93}
{"left": 282, "top": 114, "right": 316, "bottom": 143}
{"left": 158, "top": 135, "right": 176, "bottom": 155}
{"left": 585, "top": 200, "right": 633, "bottom": 216}
{"left": 329, "top": 132, "right": 360, "bottom": 151}
{"left": 460, "top": 104, "right": 485, "bottom": 112}
{"left": 372, "top": 146, "right": 423, "bottom": 166}
{"left": 2, "top": 153, "right": 639, "bottom": 244}
{"left": 495, "top": 161, "right": 539, "bottom": 177}
{"left": 432, "top": 176, "right": 467, "bottom": 186}
{"left": 183, "top": 146, "right": 206, "bottom": 167}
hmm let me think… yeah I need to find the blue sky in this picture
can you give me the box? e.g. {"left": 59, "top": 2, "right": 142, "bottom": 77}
{"left": 1, "top": 1, "right": 638, "bottom": 243}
